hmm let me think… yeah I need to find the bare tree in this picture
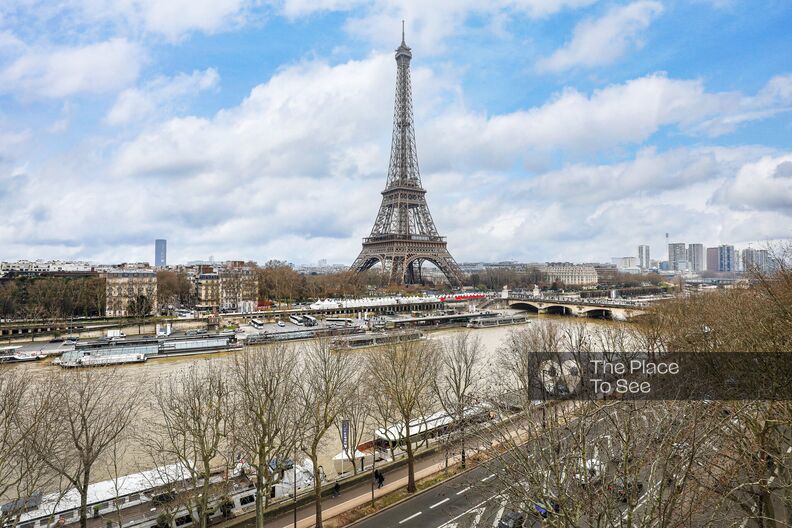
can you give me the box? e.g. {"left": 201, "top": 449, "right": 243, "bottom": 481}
{"left": 148, "top": 362, "right": 231, "bottom": 528}
{"left": 31, "top": 369, "right": 141, "bottom": 528}
{"left": 297, "top": 340, "right": 358, "bottom": 528}
{"left": 334, "top": 377, "right": 374, "bottom": 476}
{"left": 0, "top": 370, "right": 55, "bottom": 528}
{"left": 229, "top": 345, "right": 302, "bottom": 528}
{"left": 0, "top": 370, "right": 28, "bottom": 504}
{"left": 433, "top": 332, "right": 484, "bottom": 469}
{"left": 479, "top": 399, "right": 719, "bottom": 528}
{"left": 365, "top": 340, "right": 438, "bottom": 493}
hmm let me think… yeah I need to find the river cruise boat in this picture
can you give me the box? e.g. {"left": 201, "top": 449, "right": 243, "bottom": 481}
{"left": 244, "top": 326, "right": 363, "bottom": 345}
{"left": 332, "top": 404, "right": 493, "bottom": 475}
{"left": 2, "top": 457, "right": 323, "bottom": 528}
{"left": 330, "top": 329, "right": 423, "bottom": 350}
{"left": 55, "top": 333, "right": 241, "bottom": 367}
{"left": 0, "top": 345, "right": 46, "bottom": 364}
{"left": 466, "top": 314, "right": 530, "bottom": 328}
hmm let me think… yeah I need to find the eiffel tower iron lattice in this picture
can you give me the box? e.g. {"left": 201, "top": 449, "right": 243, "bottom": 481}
{"left": 350, "top": 29, "right": 464, "bottom": 286}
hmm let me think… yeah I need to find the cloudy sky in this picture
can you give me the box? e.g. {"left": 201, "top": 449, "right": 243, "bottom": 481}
{"left": 1, "top": 0, "right": 790, "bottom": 266}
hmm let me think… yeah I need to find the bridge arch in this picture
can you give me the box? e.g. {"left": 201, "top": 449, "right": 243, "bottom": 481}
{"left": 580, "top": 308, "right": 613, "bottom": 320}
{"left": 508, "top": 301, "right": 540, "bottom": 313}
{"left": 544, "top": 305, "right": 573, "bottom": 316}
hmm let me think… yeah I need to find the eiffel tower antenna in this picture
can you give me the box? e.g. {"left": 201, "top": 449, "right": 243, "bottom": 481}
{"left": 350, "top": 31, "right": 464, "bottom": 286}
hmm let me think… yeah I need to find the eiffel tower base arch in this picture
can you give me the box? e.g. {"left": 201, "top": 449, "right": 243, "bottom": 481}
{"left": 350, "top": 239, "right": 463, "bottom": 286}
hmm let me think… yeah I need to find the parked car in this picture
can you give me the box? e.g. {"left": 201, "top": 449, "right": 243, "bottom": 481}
{"left": 533, "top": 500, "right": 561, "bottom": 518}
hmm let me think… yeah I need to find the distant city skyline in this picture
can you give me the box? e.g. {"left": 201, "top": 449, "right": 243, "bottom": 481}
{"left": 1, "top": 2, "right": 790, "bottom": 264}
{"left": 0, "top": 237, "right": 779, "bottom": 270}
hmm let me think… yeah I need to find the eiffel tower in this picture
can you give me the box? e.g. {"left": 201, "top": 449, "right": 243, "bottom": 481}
{"left": 350, "top": 27, "right": 464, "bottom": 286}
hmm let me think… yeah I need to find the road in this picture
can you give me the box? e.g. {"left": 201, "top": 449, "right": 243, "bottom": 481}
{"left": 352, "top": 463, "right": 517, "bottom": 528}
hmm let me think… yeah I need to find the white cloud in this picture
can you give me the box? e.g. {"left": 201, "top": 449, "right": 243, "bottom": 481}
{"left": 127, "top": 0, "right": 250, "bottom": 41}
{"left": 278, "top": 0, "right": 597, "bottom": 52}
{"left": 2, "top": 51, "right": 791, "bottom": 264}
{"left": 0, "top": 1, "right": 252, "bottom": 42}
{"left": 420, "top": 72, "right": 792, "bottom": 172}
{"left": 106, "top": 68, "right": 220, "bottom": 125}
{"left": 710, "top": 155, "right": 792, "bottom": 215}
{"left": 537, "top": 0, "right": 663, "bottom": 72}
{"left": 0, "top": 38, "right": 143, "bottom": 99}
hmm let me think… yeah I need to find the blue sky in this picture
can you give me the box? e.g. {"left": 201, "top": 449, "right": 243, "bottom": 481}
{"left": 1, "top": 0, "right": 790, "bottom": 265}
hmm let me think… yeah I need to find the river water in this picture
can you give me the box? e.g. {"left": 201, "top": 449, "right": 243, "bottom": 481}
{"left": 9, "top": 314, "right": 620, "bottom": 485}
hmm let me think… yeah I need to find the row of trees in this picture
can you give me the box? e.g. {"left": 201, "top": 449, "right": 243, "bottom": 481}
{"left": 0, "top": 334, "right": 485, "bottom": 528}
{"left": 0, "top": 276, "right": 105, "bottom": 319}
{"left": 0, "top": 267, "right": 377, "bottom": 320}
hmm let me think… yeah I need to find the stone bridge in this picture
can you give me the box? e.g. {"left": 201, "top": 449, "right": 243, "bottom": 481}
{"left": 484, "top": 296, "right": 649, "bottom": 321}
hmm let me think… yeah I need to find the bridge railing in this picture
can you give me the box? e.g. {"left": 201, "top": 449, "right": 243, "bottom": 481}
{"left": 506, "top": 294, "right": 649, "bottom": 308}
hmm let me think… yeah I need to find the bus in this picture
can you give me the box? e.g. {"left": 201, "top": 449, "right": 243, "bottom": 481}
{"left": 288, "top": 315, "right": 304, "bottom": 326}
{"left": 303, "top": 315, "right": 318, "bottom": 327}
{"left": 250, "top": 319, "right": 265, "bottom": 329}
{"left": 326, "top": 317, "right": 355, "bottom": 327}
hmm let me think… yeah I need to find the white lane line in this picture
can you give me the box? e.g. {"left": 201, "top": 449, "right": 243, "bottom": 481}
{"left": 456, "top": 486, "right": 471, "bottom": 495}
{"left": 481, "top": 474, "right": 496, "bottom": 482}
{"left": 437, "top": 495, "right": 498, "bottom": 528}
{"left": 399, "top": 511, "right": 422, "bottom": 524}
{"left": 430, "top": 498, "right": 450, "bottom": 509}
{"left": 492, "top": 502, "right": 506, "bottom": 527}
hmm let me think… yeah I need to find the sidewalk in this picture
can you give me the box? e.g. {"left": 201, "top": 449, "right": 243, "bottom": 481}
{"left": 254, "top": 401, "right": 586, "bottom": 527}
{"left": 248, "top": 448, "right": 470, "bottom": 528}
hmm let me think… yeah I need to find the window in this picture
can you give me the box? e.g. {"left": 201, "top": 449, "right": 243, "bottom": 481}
{"left": 128, "top": 493, "right": 140, "bottom": 502}
{"left": 174, "top": 515, "right": 192, "bottom": 527}
{"left": 239, "top": 494, "right": 255, "bottom": 506}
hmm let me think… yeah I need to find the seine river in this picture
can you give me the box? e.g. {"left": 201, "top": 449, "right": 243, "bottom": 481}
{"left": 10, "top": 315, "right": 617, "bottom": 484}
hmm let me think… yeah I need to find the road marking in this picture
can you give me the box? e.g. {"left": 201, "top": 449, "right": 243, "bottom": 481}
{"left": 437, "top": 494, "right": 498, "bottom": 527}
{"left": 456, "top": 486, "right": 471, "bottom": 495}
{"left": 481, "top": 474, "right": 496, "bottom": 482}
{"left": 399, "top": 511, "right": 422, "bottom": 524}
{"left": 430, "top": 498, "right": 450, "bottom": 509}
{"left": 492, "top": 502, "right": 506, "bottom": 527}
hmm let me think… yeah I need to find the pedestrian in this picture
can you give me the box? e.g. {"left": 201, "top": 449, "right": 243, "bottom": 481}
{"left": 332, "top": 481, "right": 340, "bottom": 498}
{"left": 377, "top": 472, "right": 384, "bottom": 489}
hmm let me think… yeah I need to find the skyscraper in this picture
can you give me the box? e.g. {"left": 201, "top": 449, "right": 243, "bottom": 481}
{"left": 638, "top": 245, "right": 650, "bottom": 269}
{"left": 687, "top": 243, "right": 704, "bottom": 272}
{"left": 155, "top": 239, "right": 167, "bottom": 268}
{"left": 742, "top": 248, "right": 769, "bottom": 272}
{"left": 718, "top": 245, "right": 735, "bottom": 272}
{"left": 668, "top": 243, "right": 687, "bottom": 271}
{"left": 705, "top": 246, "right": 735, "bottom": 272}
{"left": 706, "top": 247, "right": 719, "bottom": 271}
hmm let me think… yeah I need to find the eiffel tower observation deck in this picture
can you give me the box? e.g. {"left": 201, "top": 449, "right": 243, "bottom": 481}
{"left": 350, "top": 27, "right": 464, "bottom": 286}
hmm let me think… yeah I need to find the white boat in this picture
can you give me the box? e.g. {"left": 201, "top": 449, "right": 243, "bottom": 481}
{"left": 466, "top": 314, "right": 530, "bottom": 328}
{"left": 0, "top": 346, "right": 45, "bottom": 364}
{"left": 56, "top": 352, "right": 147, "bottom": 367}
